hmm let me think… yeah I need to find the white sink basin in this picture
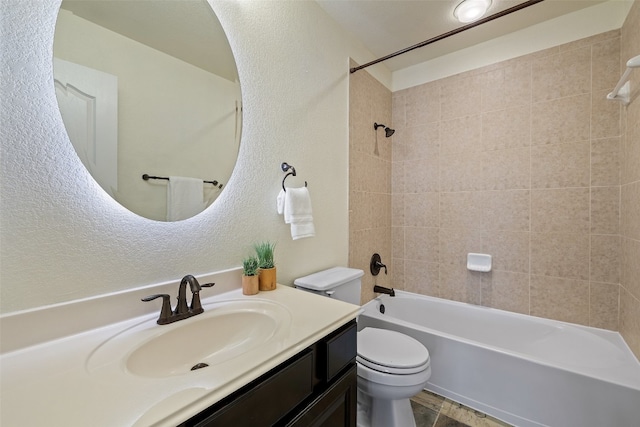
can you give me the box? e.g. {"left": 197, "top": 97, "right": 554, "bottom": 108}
{"left": 86, "top": 299, "right": 291, "bottom": 378}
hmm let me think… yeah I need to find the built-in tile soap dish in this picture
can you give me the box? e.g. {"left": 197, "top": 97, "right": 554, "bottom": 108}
{"left": 467, "top": 253, "right": 492, "bottom": 272}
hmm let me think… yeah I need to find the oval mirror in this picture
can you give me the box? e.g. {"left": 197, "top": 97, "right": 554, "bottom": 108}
{"left": 53, "top": 0, "right": 241, "bottom": 221}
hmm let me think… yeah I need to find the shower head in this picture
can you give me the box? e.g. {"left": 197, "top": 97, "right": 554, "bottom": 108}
{"left": 374, "top": 122, "right": 395, "bottom": 138}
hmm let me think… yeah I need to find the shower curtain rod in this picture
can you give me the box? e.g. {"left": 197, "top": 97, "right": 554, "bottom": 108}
{"left": 350, "top": 0, "right": 545, "bottom": 74}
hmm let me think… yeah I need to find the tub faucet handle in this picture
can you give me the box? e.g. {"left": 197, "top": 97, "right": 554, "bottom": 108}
{"left": 370, "top": 253, "right": 387, "bottom": 275}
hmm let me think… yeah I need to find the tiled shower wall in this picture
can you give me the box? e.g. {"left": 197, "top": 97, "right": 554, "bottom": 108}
{"left": 389, "top": 30, "right": 622, "bottom": 331}
{"left": 350, "top": 10, "right": 640, "bottom": 358}
{"left": 620, "top": 0, "right": 640, "bottom": 359}
{"left": 349, "top": 60, "right": 393, "bottom": 304}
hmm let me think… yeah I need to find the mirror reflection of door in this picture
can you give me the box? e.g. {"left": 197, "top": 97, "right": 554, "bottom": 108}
{"left": 54, "top": 58, "right": 118, "bottom": 197}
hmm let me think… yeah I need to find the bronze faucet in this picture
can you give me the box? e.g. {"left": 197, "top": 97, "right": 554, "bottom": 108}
{"left": 142, "top": 275, "right": 215, "bottom": 325}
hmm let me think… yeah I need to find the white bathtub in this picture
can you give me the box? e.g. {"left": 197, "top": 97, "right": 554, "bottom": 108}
{"left": 357, "top": 291, "right": 640, "bottom": 427}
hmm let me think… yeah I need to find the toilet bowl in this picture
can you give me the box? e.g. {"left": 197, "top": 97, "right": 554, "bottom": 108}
{"left": 356, "top": 327, "right": 431, "bottom": 427}
{"left": 294, "top": 267, "right": 431, "bottom": 427}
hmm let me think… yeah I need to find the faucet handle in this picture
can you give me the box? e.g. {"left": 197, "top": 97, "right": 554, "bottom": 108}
{"left": 190, "top": 282, "right": 215, "bottom": 313}
{"left": 141, "top": 294, "right": 173, "bottom": 325}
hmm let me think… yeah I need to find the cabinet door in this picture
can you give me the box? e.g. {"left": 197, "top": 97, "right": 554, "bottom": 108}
{"left": 188, "top": 350, "right": 314, "bottom": 427}
{"left": 285, "top": 365, "right": 357, "bottom": 427}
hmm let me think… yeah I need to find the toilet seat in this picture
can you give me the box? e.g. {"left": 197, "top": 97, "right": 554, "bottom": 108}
{"left": 357, "top": 328, "right": 430, "bottom": 375}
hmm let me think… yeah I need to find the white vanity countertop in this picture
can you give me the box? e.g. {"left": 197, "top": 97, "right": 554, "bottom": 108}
{"left": 0, "top": 284, "right": 360, "bottom": 426}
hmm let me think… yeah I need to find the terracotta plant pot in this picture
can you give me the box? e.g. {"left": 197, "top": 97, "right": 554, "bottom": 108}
{"left": 242, "top": 274, "right": 259, "bottom": 295}
{"left": 259, "top": 267, "right": 277, "bottom": 291}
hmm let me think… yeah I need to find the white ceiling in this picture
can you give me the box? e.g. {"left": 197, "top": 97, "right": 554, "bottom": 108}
{"left": 316, "top": 0, "right": 610, "bottom": 72}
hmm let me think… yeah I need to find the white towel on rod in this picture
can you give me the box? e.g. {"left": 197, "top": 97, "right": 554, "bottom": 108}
{"left": 277, "top": 187, "right": 315, "bottom": 240}
{"left": 167, "top": 176, "right": 204, "bottom": 221}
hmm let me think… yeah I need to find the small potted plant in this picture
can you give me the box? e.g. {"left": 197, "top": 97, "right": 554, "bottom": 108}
{"left": 242, "top": 255, "right": 260, "bottom": 295}
{"left": 255, "top": 241, "right": 277, "bottom": 291}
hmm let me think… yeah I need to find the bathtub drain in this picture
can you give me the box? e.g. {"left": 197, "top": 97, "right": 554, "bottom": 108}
{"left": 191, "top": 363, "right": 209, "bottom": 371}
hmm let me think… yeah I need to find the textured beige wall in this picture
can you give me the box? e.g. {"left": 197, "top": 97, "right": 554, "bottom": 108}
{"left": 620, "top": 0, "right": 640, "bottom": 359}
{"left": 348, "top": 60, "right": 393, "bottom": 304}
{"left": 1, "top": 0, "right": 384, "bottom": 313}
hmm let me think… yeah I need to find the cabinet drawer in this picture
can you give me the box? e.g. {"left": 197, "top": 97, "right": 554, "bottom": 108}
{"left": 323, "top": 321, "right": 357, "bottom": 382}
{"left": 191, "top": 350, "right": 314, "bottom": 427}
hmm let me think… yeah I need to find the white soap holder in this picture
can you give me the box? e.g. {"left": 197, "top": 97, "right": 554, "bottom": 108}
{"left": 467, "top": 253, "right": 492, "bottom": 272}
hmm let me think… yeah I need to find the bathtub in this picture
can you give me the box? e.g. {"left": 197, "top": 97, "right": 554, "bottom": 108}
{"left": 357, "top": 291, "right": 640, "bottom": 427}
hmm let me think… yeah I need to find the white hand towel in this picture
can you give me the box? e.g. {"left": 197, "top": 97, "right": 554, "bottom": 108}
{"left": 167, "top": 176, "right": 204, "bottom": 221}
{"left": 277, "top": 189, "right": 285, "bottom": 215}
{"left": 283, "top": 187, "right": 315, "bottom": 240}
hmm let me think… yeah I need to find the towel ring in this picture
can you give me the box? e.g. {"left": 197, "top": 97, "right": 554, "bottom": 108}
{"left": 281, "top": 162, "right": 308, "bottom": 192}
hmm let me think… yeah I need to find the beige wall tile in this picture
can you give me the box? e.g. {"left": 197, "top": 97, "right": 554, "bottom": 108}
{"left": 440, "top": 152, "right": 484, "bottom": 192}
{"left": 621, "top": 121, "right": 640, "bottom": 185}
{"left": 531, "top": 94, "right": 590, "bottom": 145}
{"left": 392, "top": 162, "right": 405, "bottom": 193}
{"left": 531, "top": 188, "right": 590, "bottom": 233}
{"left": 392, "top": 136, "right": 407, "bottom": 163}
{"left": 440, "top": 191, "right": 485, "bottom": 229}
{"left": 440, "top": 73, "right": 483, "bottom": 120}
{"left": 617, "top": 0, "right": 639, "bottom": 348}
{"left": 481, "top": 271, "right": 530, "bottom": 314}
{"left": 439, "top": 227, "right": 483, "bottom": 267}
{"left": 590, "top": 282, "right": 620, "bottom": 330}
{"left": 531, "top": 232, "right": 590, "bottom": 280}
{"left": 531, "top": 142, "right": 590, "bottom": 188}
{"left": 483, "top": 190, "right": 530, "bottom": 231}
{"left": 482, "top": 105, "right": 531, "bottom": 151}
{"left": 619, "top": 289, "right": 640, "bottom": 360}
{"left": 392, "top": 226, "right": 404, "bottom": 259}
{"left": 403, "top": 122, "right": 440, "bottom": 160}
{"left": 349, "top": 67, "right": 393, "bottom": 305}
{"left": 440, "top": 114, "right": 482, "bottom": 156}
{"left": 482, "top": 146, "right": 531, "bottom": 190}
{"left": 590, "top": 234, "right": 620, "bottom": 284}
{"left": 591, "top": 88, "right": 621, "bottom": 139}
{"left": 621, "top": 181, "right": 640, "bottom": 240}
{"left": 530, "top": 275, "right": 590, "bottom": 325}
{"left": 481, "top": 58, "right": 532, "bottom": 112}
{"left": 621, "top": 236, "right": 640, "bottom": 300}
{"left": 392, "top": 92, "right": 406, "bottom": 129}
{"left": 592, "top": 36, "right": 621, "bottom": 92}
{"left": 404, "top": 156, "right": 439, "bottom": 193}
{"left": 439, "top": 264, "right": 482, "bottom": 304}
{"left": 404, "top": 260, "right": 439, "bottom": 296}
{"left": 482, "top": 230, "right": 530, "bottom": 273}
{"left": 391, "top": 257, "right": 405, "bottom": 290}
{"left": 591, "top": 137, "right": 621, "bottom": 186}
{"left": 391, "top": 193, "right": 404, "bottom": 227}
{"left": 531, "top": 45, "right": 591, "bottom": 102}
{"left": 404, "top": 226, "right": 439, "bottom": 263}
{"left": 406, "top": 81, "right": 440, "bottom": 126}
{"left": 591, "top": 186, "right": 620, "bottom": 234}
{"left": 405, "top": 192, "right": 439, "bottom": 228}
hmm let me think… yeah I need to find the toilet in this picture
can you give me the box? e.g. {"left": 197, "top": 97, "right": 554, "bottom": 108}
{"left": 294, "top": 267, "right": 431, "bottom": 427}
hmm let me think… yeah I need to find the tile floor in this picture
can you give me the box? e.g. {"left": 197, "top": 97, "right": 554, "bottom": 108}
{"left": 410, "top": 390, "right": 513, "bottom": 427}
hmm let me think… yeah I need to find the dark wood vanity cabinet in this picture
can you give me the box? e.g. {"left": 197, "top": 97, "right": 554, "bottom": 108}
{"left": 180, "top": 320, "right": 357, "bottom": 427}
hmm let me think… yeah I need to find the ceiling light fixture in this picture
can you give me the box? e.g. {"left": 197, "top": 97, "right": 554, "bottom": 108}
{"left": 454, "top": 0, "right": 492, "bottom": 23}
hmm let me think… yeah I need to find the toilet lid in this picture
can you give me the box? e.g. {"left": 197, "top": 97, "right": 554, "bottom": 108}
{"left": 357, "top": 328, "right": 430, "bottom": 375}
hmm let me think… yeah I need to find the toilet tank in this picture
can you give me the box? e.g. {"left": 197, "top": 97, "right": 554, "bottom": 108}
{"left": 294, "top": 267, "right": 364, "bottom": 305}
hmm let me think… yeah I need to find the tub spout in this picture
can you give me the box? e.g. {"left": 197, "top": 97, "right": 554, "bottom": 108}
{"left": 373, "top": 285, "right": 395, "bottom": 297}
